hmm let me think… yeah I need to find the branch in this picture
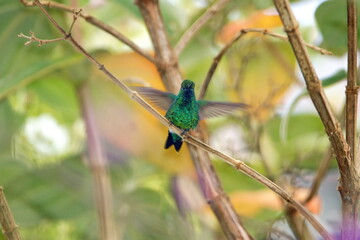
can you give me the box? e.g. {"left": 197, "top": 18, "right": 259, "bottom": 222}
{"left": 343, "top": 0, "right": 359, "bottom": 238}
{"left": 346, "top": 0, "right": 358, "bottom": 168}
{"left": 198, "top": 28, "right": 331, "bottom": 99}
{"left": 17, "top": 31, "right": 64, "bottom": 46}
{"left": 304, "top": 147, "right": 333, "bottom": 204}
{"left": 78, "top": 85, "right": 118, "bottom": 240}
{"left": 19, "top": 2, "right": 334, "bottom": 239}
{"left": 174, "top": 0, "right": 230, "bottom": 56}
{"left": 0, "top": 187, "right": 22, "bottom": 240}
{"left": 20, "top": 0, "right": 155, "bottom": 63}
{"left": 273, "top": 0, "right": 360, "bottom": 239}
{"left": 135, "top": 0, "right": 182, "bottom": 92}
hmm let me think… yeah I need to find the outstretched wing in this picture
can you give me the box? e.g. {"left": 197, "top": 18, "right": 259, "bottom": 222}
{"left": 198, "top": 100, "right": 249, "bottom": 119}
{"left": 134, "top": 87, "right": 176, "bottom": 110}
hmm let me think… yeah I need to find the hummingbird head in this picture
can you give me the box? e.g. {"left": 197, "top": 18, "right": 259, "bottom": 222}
{"left": 181, "top": 80, "right": 195, "bottom": 89}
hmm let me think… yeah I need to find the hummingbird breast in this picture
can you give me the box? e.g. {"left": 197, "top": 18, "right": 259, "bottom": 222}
{"left": 165, "top": 89, "right": 199, "bottom": 130}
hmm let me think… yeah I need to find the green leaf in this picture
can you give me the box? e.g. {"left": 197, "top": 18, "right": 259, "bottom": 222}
{"left": 212, "top": 160, "right": 265, "bottom": 192}
{"left": 267, "top": 114, "right": 328, "bottom": 169}
{"left": 0, "top": 1, "right": 82, "bottom": 100}
{"left": 280, "top": 69, "right": 346, "bottom": 140}
{"left": 0, "top": 100, "right": 25, "bottom": 156}
{"left": 315, "top": 0, "right": 360, "bottom": 55}
{"left": 2, "top": 157, "right": 92, "bottom": 227}
{"left": 26, "top": 76, "right": 80, "bottom": 124}
{"left": 0, "top": 55, "right": 81, "bottom": 101}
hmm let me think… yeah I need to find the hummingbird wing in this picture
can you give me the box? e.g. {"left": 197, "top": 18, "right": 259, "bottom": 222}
{"left": 197, "top": 100, "right": 249, "bottom": 119}
{"left": 134, "top": 87, "right": 176, "bottom": 110}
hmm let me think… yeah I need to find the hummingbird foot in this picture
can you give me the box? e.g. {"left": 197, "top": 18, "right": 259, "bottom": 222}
{"left": 179, "top": 130, "right": 189, "bottom": 140}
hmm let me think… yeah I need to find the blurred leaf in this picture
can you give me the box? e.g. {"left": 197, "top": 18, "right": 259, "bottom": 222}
{"left": 226, "top": 40, "right": 296, "bottom": 122}
{"left": 2, "top": 157, "right": 91, "bottom": 227}
{"left": 217, "top": 10, "right": 282, "bottom": 43}
{"left": 212, "top": 160, "right": 264, "bottom": 192}
{"left": 315, "top": 0, "right": 360, "bottom": 55}
{"left": 26, "top": 75, "right": 80, "bottom": 124}
{"left": 0, "top": 0, "right": 82, "bottom": 100}
{"left": 109, "top": 160, "right": 197, "bottom": 240}
{"left": 230, "top": 188, "right": 321, "bottom": 217}
{"left": 322, "top": 69, "right": 347, "bottom": 87}
{"left": 280, "top": 69, "right": 347, "bottom": 140}
{"left": 0, "top": 55, "right": 81, "bottom": 101}
{"left": 0, "top": 100, "right": 25, "bottom": 156}
{"left": 265, "top": 115, "right": 328, "bottom": 169}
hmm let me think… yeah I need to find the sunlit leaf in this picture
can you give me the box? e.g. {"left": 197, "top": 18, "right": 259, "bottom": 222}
{"left": 226, "top": 40, "right": 296, "bottom": 122}
{"left": 217, "top": 10, "right": 282, "bottom": 44}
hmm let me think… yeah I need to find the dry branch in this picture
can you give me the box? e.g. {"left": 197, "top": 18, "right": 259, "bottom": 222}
{"left": 198, "top": 28, "right": 332, "bottom": 100}
{"left": 20, "top": 0, "right": 154, "bottom": 63}
{"left": 79, "top": 85, "right": 118, "bottom": 240}
{"left": 273, "top": 0, "right": 360, "bottom": 239}
{"left": 175, "top": 0, "right": 230, "bottom": 56}
{"left": 343, "top": 0, "right": 359, "bottom": 238}
{"left": 0, "top": 187, "right": 22, "bottom": 240}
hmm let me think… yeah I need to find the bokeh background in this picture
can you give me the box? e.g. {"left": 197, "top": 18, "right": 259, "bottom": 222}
{"left": 0, "top": 0, "right": 357, "bottom": 239}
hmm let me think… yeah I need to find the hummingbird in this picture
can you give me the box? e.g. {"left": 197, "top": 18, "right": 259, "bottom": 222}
{"left": 135, "top": 79, "right": 248, "bottom": 152}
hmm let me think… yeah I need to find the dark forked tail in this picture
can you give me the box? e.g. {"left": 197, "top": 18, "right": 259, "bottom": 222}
{"left": 164, "top": 131, "right": 183, "bottom": 152}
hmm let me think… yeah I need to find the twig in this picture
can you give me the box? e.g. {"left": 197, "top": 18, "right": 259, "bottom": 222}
{"left": 20, "top": 1, "right": 333, "bottom": 239}
{"left": 346, "top": 0, "right": 359, "bottom": 172}
{"left": 174, "top": 0, "right": 230, "bottom": 56}
{"left": 0, "top": 187, "right": 22, "bottom": 240}
{"left": 17, "top": 31, "right": 64, "bottom": 46}
{"left": 343, "top": 0, "right": 359, "bottom": 238}
{"left": 20, "top": 0, "right": 155, "bottom": 63}
{"left": 304, "top": 147, "right": 333, "bottom": 204}
{"left": 79, "top": 84, "right": 118, "bottom": 240}
{"left": 285, "top": 207, "right": 315, "bottom": 240}
{"left": 198, "top": 28, "right": 331, "bottom": 99}
{"left": 273, "top": 0, "right": 360, "bottom": 239}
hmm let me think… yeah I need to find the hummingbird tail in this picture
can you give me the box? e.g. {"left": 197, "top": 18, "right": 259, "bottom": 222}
{"left": 164, "top": 131, "right": 183, "bottom": 152}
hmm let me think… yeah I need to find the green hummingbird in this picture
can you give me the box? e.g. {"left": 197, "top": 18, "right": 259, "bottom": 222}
{"left": 135, "top": 79, "right": 248, "bottom": 152}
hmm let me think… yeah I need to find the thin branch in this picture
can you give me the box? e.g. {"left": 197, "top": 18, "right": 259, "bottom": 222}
{"left": 273, "top": 0, "right": 360, "bottom": 239}
{"left": 79, "top": 84, "right": 118, "bottom": 240}
{"left": 20, "top": 3, "right": 334, "bottom": 239}
{"left": 346, "top": 0, "right": 358, "bottom": 169}
{"left": 0, "top": 187, "right": 22, "bottom": 240}
{"left": 20, "top": 0, "right": 155, "bottom": 63}
{"left": 304, "top": 147, "right": 333, "bottom": 204}
{"left": 285, "top": 207, "right": 315, "bottom": 240}
{"left": 198, "top": 28, "right": 331, "bottom": 99}
{"left": 174, "top": 0, "right": 230, "bottom": 56}
{"left": 343, "top": 0, "right": 359, "bottom": 238}
{"left": 17, "top": 31, "right": 64, "bottom": 46}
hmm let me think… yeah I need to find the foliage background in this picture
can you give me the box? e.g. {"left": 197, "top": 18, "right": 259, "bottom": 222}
{"left": 0, "top": 0, "right": 355, "bottom": 239}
